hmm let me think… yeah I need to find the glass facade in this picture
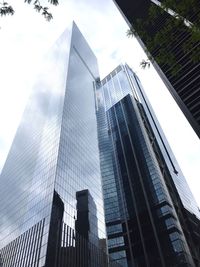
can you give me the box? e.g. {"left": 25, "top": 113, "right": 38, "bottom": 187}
{"left": 0, "top": 23, "right": 106, "bottom": 267}
{"left": 54, "top": 24, "right": 105, "bottom": 240}
{"left": 97, "top": 65, "right": 200, "bottom": 266}
{"left": 125, "top": 65, "right": 200, "bottom": 218}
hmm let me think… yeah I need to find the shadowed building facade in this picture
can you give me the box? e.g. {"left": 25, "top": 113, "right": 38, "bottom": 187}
{"left": 96, "top": 64, "right": 200, "bottom": 267}
{"left": 113, "top": 0, "right": 200, "bottom": 139}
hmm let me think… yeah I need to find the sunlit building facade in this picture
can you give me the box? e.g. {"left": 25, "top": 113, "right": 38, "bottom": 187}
{"left": 0, "top": 23, "right": 108, "bottom": 267}
{"left": 96, "top": 64, "right": 200, "bottom": 266}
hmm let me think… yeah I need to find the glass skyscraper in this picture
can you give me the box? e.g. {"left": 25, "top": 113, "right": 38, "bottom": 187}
{"left": 96, "top": 64, "right": 200, "bottom": 266}
{"left": 0, "top": 23, "right": 108, "bottom": 267}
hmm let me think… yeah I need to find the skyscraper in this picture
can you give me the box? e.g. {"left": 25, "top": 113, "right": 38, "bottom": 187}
{"left": 113, "top": 0, "right": 200, "bottom": 138}
{"left": 96, "top": 64, "right": 200, "bottom": 266}
{"left": 0, "top": 22, "right": 107, "bottom": 267}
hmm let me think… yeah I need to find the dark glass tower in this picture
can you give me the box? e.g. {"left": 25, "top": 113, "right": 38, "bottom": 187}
{"left": 96, "top": 64, "right": 200, "bottom": 266}
{"left": 0, "top": 23, "right": 107, "bottom": 267}
{"left": 113, "top": 0, "right": 200, "bottom": 139}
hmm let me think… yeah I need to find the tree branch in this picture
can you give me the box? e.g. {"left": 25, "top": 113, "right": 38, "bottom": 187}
{"left": 0, "top": 2, "right": 14, "bottom": 16}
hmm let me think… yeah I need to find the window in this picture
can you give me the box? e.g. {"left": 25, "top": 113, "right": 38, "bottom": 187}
{"left": 165, "top": 218, "right": 176, "bottom": 229}
{"left": 108, "top": 237, "right": 124, "bottom": 248}
{"left": 169, "top": 232, "right": 180, "bottom": 241}
{"left": 172, "top": 240, "right": 183, "bottom": 253}
{"left": 157, "top": 204, "right": 171, "bottom": 217}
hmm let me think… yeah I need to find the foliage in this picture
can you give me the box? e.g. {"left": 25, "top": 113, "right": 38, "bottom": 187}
{"left": 127, "top": 0, "right": 200, "bottom": 73}
{"left": 0, "top": 2, "right": 14, "bottom": 16}
{"left": 140, "top": 59, "right": 150, "bottom": 69}
{"left": 32, "top": 0, "right": 53, "bottom": 21}
{"left": 25, "top": 0, "right": 59, "bottom": 5}
{"left": 0, "top": 0, "right": 59, "bottom": 22}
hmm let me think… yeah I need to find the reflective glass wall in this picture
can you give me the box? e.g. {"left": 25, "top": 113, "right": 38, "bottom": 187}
{"left": 125, "top": 64, "right": 200, "bottom": 218}
{"left": 97, "top": 65, "right": 199, "bottom": 266}
{"left": 54, "top": 22, "right": 105, "bottom": 242}
{"left": 0, "top": 26, "right": 72, "bottom": 267}
{"left": 0, "top": 23, "right": 106, "bottom": 267}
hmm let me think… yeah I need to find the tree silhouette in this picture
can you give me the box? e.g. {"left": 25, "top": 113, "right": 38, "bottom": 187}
{"left": 140, "top": 59, "right": 150, "bottom": 69}
{"left": 0, "top": 2, "right": 14, "bottom": 16}
{"left": 0, "top": 0, "right": 59, "bottom": 21}
{"left": 32, "top": 0, "right": 54, "bottom": 21}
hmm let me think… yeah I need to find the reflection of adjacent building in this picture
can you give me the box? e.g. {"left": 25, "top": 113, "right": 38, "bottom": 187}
{"left": 45, "top": 190, "right": 64, "bottom": 267}
{"left": 113, "top": 0, "right": 200, "bottom": 138}
{"left": 45, "top": 189, "right": 120, "bottom": 267}
{"left": 0, "top": 188, "right": 118, "bottom": 267}
{"left": 96, "top": 64, "right": 200, "bottom": 266}
{"left": 45, "top": 189, "right": 106, "bottom": 267}
{"left": 0, "top": 254, "right": 2, "bottom": 267}
{"left": 0, "top": 22, "right": 106, "bottom": 267}
{"left": 55, "top": 189, "right": 100, "bottom": 267}
{"left": 76, "top": 189, "right": 98, "bottom": 245}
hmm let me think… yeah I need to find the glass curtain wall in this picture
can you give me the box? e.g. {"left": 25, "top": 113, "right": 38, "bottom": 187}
{"left": 0, "top": 23, "right": 106, "bottom": 267}
{"left": 96, "top": 65, "right": 198, "bottom": 266}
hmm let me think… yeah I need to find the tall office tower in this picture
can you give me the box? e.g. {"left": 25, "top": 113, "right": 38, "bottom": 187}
{"left": 113, "top": 0, "right": 200, "bottom": 138}
{"left": 0, "top": 23, "right": 108, "bottom": 267}
{"left": 96, "top": 64, "right": 200, "bottom": 267}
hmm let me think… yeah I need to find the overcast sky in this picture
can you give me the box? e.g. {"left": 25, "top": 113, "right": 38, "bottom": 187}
{"left": 0, "top": 0, "right": 200, "bottom": 206}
